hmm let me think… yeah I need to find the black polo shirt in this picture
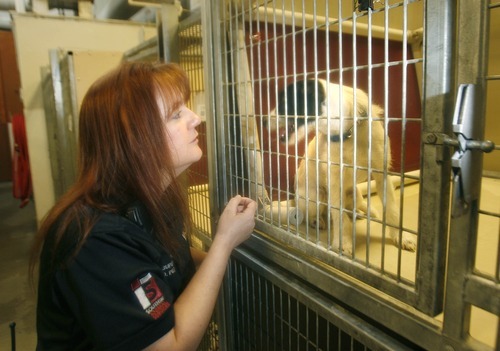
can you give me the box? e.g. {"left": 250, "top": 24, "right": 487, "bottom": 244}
{"left": 36, "top": 209, "right": 195, "bottom": 351}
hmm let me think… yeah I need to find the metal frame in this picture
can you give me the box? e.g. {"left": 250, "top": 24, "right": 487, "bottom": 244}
{"left": 442, "top": 1, "right": 500, "bottom": 349}
{"left": 196, "top": 0, "right": 499, "bottom": 350}
{"left": 41, "top": 50, "right": 79, "bottom": 199}
{"left": 209, "top": 0, "right": 437, "bottom": 309}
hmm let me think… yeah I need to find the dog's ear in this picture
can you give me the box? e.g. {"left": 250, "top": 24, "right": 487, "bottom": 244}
{"left": 353, "top": 89, "right": 369, "bottom": 117}
{"left": 352, "top": 88, "right": 383, "bottom": 117}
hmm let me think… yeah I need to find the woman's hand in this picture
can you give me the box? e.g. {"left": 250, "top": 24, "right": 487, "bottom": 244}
{"left": 215, "top": 195, "right": 256, "bottom": 249}
{"left": 144, "top": 195, "right": 256, "bottom": 351}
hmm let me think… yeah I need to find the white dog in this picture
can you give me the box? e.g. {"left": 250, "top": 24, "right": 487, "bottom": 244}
{"left": 270, "top": 79, "right": 416, "bottom": 253}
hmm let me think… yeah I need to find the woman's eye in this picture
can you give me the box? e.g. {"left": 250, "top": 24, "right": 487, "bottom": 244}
{"left": 172, "top": 111, "right": 182, "bottom": 119}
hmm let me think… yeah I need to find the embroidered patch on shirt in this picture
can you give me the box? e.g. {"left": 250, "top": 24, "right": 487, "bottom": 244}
{"left": 131, "top": 273, "right": 170, "bottom": 320}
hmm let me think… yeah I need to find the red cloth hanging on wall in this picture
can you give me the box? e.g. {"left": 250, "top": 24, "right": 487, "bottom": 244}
{"left": 11, "top": 114, "right": 32, "bottom": 208}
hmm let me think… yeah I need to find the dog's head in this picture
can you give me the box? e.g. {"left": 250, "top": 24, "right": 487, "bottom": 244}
{"left": 267, "top": 79, "right": 325, "bottom": 144}
{"left": 267, "top": 79, "right": 381, "bottom": 145}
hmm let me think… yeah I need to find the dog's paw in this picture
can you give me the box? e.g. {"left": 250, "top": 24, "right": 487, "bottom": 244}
{"left": 354, "top": 204, "right": 380, "bottom": 219}
{"left": 331, "top": 240, "right": 353, "bottom": 256}
{"left": 341, "top": 242, "right": 353, "bottom": 256}
{"left": 329, "top": 241, "right": 353, "bottom": 256}
{"left": 394, "top": 233, "right": 417, "bottom": 252}
{"left": 367, "top": 207, "right": 380, "bottom": 219}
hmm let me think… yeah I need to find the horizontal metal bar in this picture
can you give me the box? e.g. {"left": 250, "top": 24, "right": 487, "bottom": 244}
{"left": 254, "top": 7, "right": 422, "bottom": 43}
{"left": 479, "top": 209, "right": 500, "bottom": 218}
{"left": 464, "top": 275, "right": 500, "bottom": 315}
{"left": 486, "top": 75, "right": 500, "bottom": 80}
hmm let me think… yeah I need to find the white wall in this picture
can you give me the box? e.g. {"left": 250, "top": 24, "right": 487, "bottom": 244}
{"left": 12, "top": 13, "right": 157, "bottom": 223}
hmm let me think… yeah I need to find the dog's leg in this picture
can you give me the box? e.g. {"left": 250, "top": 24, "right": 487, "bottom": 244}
{"left": 342, "top": 188, "right": 355, "bottom": 254}
{"left": 341, "top": 211, "right": 354, "bottom": 254}
{"left": 326, "top": 171, "right": 354, "bottom": 254}
{"left": 355, "top": 186, "right": 369, "bottom": 214}
{"left": 295, "top": 157, "right": 327, "bottom": 230}
{"left": 354, "top": 185, "right": 381, "bottom": 218}
{"left": 376, "top": 174, "right": 417, "bottom": 252}
{"left": 329, "top": 200, "right": 354, "bottom": 255}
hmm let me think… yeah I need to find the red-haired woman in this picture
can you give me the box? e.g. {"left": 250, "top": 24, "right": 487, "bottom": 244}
{"left": 30, "top": 62, "right": 256, "bottom": 351}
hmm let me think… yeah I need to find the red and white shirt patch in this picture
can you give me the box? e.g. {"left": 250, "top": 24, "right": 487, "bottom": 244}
{"left": 131, "top": 273, "right": 170, "bottom": 320}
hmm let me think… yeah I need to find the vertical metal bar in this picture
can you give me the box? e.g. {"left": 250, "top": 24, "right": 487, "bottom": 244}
{"left": 280, "top": 1, "right": 290, "bottom": 232}
{"left": 247, "top": 0, "right": 260, "bottom": 205}
{"left": 315, "top": 312, "right": 319, "bottom": 350}
{"left": 295, "top": 300, "right": 299, "bottom": 350}
{"left": 231, "top": 1, "right": 242, "bottom": 198}
{"left": 274, "top": 2, "right": 281, "bottom": 224}
{"left": 237, "top": 4, "right": 248, "bottom": 199}
{"left": 338, "top": 0, "right": 346, "bottom": 254}
{"left": 263, "top": 279, "right": 269, "bottom": 350}
{"left": 226, "top": 0, "right": 237, "bottom": 199}
{"left": 350, "top": 5, "right": 359, "bottom": 260}
{"left": 396, "top": 0, "right": 410, "bottom": 281}
{"left": 158, "top": 4, "right": 179, "bottom": 62}
{"left": 279, "top": 288, "right": 284, "bottom": 350}
{"left": 9, "top": 322, "right": 16, "bottom": 351}
{"left": 276, "top": 284, "right": 281, "bottom": 350}
{"left": 416, "top": 0, "right": 455, "bottom": 314}
{"left": 367, "top": 6, "right": 378, "bottom": 269}
{"left": 312, "top": 0, "right": 320, "bottom": 247}
{"left": 497, "top": 320, "right": 500, "bottom": 351}
{"left": 259, "top": 2, "right": 275, "bottom": 215}
{"left": 251, "top": 269, "right": 258, "bottom": 349}
{"left": 381, "top": 0, "right": 390, "bottom": 273}
{"left": 496, "top": 221, "right": 500, "bottom": 283}
{"left": 337, "top": 324, "right": 341, "bottom": 350}
{"left": 443, "top": 0, "right": 490, "bottom": 342}
{"left": 352, "top": 6, "right": 363, "bottom": 262}
{"left": 200, "top": 0, "right": 233, "bottom": 347}
{"left": 287, "top": 291, "right": 292, "bottom": 349}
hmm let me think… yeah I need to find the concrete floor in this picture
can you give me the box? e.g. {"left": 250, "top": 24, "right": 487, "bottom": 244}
{"left": 0, "top": 182, "right": 37, "bottom": 350}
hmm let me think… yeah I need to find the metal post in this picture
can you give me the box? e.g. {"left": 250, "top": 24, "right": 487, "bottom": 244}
{"left": 442, "top": 0, "right": 490, "bottom": 345}
{"left": 417, "top": 0, "right": 456, "bottom": 315}
{"left": 158, "top": 3, "right": 180, "bottom": 62}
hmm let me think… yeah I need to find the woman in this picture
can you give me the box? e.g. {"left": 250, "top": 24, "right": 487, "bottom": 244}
{"left": 30, "top": 62, "right": 256, "bottom": 350}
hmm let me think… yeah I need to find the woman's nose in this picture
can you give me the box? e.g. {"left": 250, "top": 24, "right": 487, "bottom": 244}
{"left": 189, "top": 109, "right": 202, "bottom": 127}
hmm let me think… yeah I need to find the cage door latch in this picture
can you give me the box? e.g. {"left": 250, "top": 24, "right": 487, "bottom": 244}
{"left": 443, "top": 84, "right": 495, "bottom": 161}
{"left": 445, "top": 84, "right": 494, "bottom": 216}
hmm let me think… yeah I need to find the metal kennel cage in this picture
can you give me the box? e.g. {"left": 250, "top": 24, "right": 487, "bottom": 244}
{"left": 189, "top": 0, "right": 500, "bottom": 350}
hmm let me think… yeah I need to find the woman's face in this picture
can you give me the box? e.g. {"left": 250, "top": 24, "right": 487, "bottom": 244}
{"left": 164, "top": 104, "right": 203, "bottom": 175}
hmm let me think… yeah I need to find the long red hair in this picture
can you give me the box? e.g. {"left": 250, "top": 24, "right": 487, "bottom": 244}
{"left": 30, "top": 62, "right": 193, "bottom": 280}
